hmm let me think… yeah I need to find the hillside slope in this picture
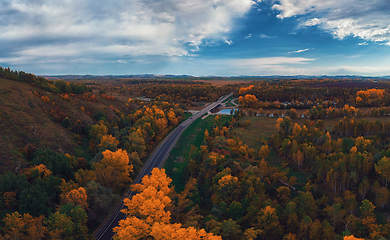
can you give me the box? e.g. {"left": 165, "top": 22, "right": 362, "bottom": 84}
{"left": 0, "top": 78, "right": 131, "bottom": 174}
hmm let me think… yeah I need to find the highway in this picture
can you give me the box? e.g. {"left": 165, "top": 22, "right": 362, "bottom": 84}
{"left": 93, "top": 93, "right": 233, "bottom": 240}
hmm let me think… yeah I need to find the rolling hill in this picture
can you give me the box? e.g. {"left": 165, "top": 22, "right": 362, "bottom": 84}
{"left": 0, "top": 78, "right": 132, "bottom": 174}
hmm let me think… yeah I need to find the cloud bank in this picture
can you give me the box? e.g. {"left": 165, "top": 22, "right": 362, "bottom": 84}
{"left": 272, "top": 0, "right": 390, "bottom": 45}
{"left": 0, "top": 0, "right": 255, "bottom": 69}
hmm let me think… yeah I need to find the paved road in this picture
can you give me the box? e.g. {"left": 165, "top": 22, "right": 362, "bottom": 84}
{"left": 93, "top": 93, "right": 233, "bottom": 240}
{"left": 230, "top": 98, "right": 239, "bottom": 106}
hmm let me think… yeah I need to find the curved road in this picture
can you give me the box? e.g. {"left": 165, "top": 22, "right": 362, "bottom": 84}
{"left": 94, "top": 93, "right": 233, "bottom": 240}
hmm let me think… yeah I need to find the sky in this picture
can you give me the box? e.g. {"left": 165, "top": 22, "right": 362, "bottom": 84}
{"left": 1, "top": 0, "right": 390, "bottom": 76}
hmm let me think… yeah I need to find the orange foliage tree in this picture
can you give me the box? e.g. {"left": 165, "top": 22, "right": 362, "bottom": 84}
{"left": 89, "top": 120, "right": 109, "bottom": 152}
{"left": 238, "top": 94, "right": 258, "bottom": 108}
{"left": 2, "top": 212, "right": 46, "bottom": 240}
{"left": 40, "top": 96, "right": 50, "bottom": 103}
{"left": 113, "top": 168, "right": 221, "bottom": 240}
{"left": 61, "top": 187, "right": 89, "bottom": 209}
{"left": 344, "top": 235, "right": 364, "bottom": 240}
{"left": 156, "top": 118, "right": 168, "bottom": 136}
{"left": 356, "top": 89, "right": 385, "bottom": 106}
{"left": 94, "top": 149, "right": 133, "bottom": 192}
{"left": 238, "top": 85, "right": 254, "bottom": 94}
{"left": 24, "top": 164, "right": 52, "bottom": 179}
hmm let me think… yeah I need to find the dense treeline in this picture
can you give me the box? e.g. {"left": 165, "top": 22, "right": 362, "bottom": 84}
{"left": 4, "top": 69, "right": 390, "bottom": 239}
{"left": 88, "top": 99, "right": 185, "bottom": 165}
{"left": 139, "top": 84, "right": 232, "bottom": 103}
{"left": 140, "top": 84, "right": 220, "bottom": 102}
{"left": 122, "top": 79, "right": 208, "bottom": 85}
{"left": 0, "top": 93, "right": 186, "bottom": 238}
{"left": 155, "top": 113, "right": 390, "bottom": 239}
{"left": 249, "top": 104, "right": 390, "bottom": 120}
{"left": 237, "top": 82, "right": 390, "bottom": 109}
{"left": 0, "top": 66, "right": 92, "bottom": 94}
{"left": 0, "top": 148, "right": 91, "bottom": 239}
{"left": 267, "top": 116, "right": 390, "bottom": 239}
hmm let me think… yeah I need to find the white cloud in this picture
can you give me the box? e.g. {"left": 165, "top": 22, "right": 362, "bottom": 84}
{"left": 175, "top": 56, "right": 316, "bottom": 76}
{"left": 225, "top": 58, "right": 390, "bottom": 76}
{"left": 225, "top": 39, "right": 233, "bottom": 45}
{"left": 234, "top": 57, "right": 314, "bottom": 66}
{"left": 226, "top": 57, "right": 315, "bottom": 75}
{"left": 260, "top": 34, "right": 274, "bottom": 38}
{"left": 272, "top": 0, "right": 390, "bottom": 45}
{"left": 302, "top": 18, "right": 322, "bottom": 27}
{"left": 288, "top": 48, "right": 310, "bottom": 53}
{"left": 245, "top": 33, "right": 252, "bottom": 39}
{"left": 0, "top": 0, "right": 255, "bottom": 67}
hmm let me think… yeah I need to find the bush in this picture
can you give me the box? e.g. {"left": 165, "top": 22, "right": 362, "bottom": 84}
{"left": 61, "top": 117, "right": 72, "bottom": 128}
{"left": 93, "top": 111, "right": 106, "bottom": 121}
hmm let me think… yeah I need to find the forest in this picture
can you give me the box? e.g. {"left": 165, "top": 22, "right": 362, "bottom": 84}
{"left": 1, "top": 67, "right": 390, "bottom": 239}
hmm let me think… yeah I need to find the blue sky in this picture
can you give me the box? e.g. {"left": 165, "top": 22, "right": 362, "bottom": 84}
{"left": 1, "top": 0, "right": 390, "bottom": 76}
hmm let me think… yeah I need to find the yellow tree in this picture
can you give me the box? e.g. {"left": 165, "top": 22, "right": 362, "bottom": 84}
{"left": 61, "top": 187, "right": 89, "bottom": 210}
{"left": 167, "top": 110, "right": 179, "bottom": 126}
{"left": 59, "top": 180, "right": 80, "bottom": 204}
{"left": 75, "top": 169, "right": 96, "bottom": 186}
{"left": 283, "top": 233, "right": 298, "bottom": 240}
{"left": 292, "top": 123, "right": 301, "bottom": 136}
{"left": 241, "top": 94, "right": 258, "bottom": 108}
{"left": 276, "top": 117, "right": 292, "bottom": 137}
{"left": 113, "top": 168, "right": 173, "bottom": 239}
{"left": 150, "top": 222, "right": 221, "bottom": 240}
{"left": 98, "top": 135, "right": 119, "bottom": 151}
{"left": 344, "top": 235, "right": 364, "bottom": 240}
{"left": 244, "top": 227, "right": 262, "bottom": 240}
{"left": 94, "top": 149, "right": 133, "bottom": 192}
{"left": 257, "top": 206, "right": 281, "bottom": 239}
{"left": 375, "top": 156, "right": 390, "bottom": 187}
{"left": 258, "top": 145, "right": 270, "bottom": 159}
{"left": 125, "top": 128, "right": 147, "bottom": 157}
{"left": 204, "top": 129, "right": 210, "bottom": 142}
{"left": 113, "top": 168, "right": 220, "bottom": 240}
{"left": 24, "top": 164, "right": 52, "bottom": 179}
{"left": 2, "top": 212, "right": 46, "bottom": 240}
{"left": 213, "top": 174, "right": 239, "bottom": 204}
{"left": 89, "top": 120, "right": 108, "bottom": 151}
{"left": 156, "top": 118, "right": 168, "bottom": 136}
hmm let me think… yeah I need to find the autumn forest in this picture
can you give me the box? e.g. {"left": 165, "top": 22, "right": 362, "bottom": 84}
{"left": 2, "top": 66, "right": 390, "bottom": 240}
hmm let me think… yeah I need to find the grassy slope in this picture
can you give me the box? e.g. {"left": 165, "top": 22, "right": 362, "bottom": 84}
{"left": 164, "top": 115, "right": 231, "bottom": 192}
{"left": 0, "top": 78, "right": 131, "bottom": 174}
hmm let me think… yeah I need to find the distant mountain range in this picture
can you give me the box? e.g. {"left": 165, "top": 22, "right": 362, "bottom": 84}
{"left": 42, "top": 74, "right": 390, "bottom": 80}
{"left": 42, "top": 74, "right": 194, "bottom": 80}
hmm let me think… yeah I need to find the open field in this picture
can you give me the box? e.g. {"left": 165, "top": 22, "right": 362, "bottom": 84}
{"left": 233, "top": 114, "right": 390, "bottom": 193}
{"left": 234, "top": 115, "right": 390, "bottom": 150}
{"left": 242, "top": 106, "right": 388, "bottom": 117}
